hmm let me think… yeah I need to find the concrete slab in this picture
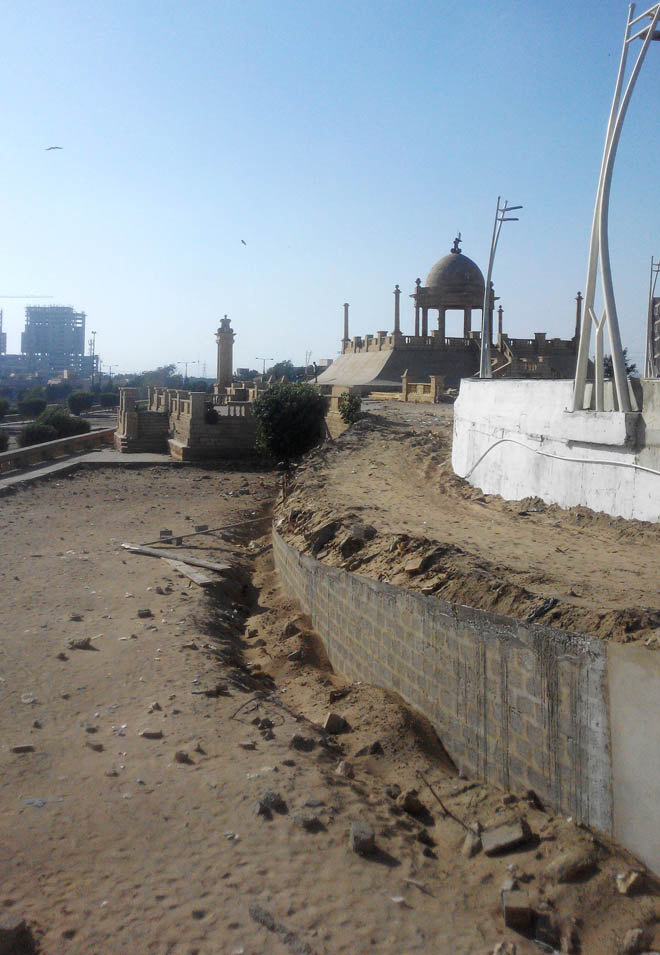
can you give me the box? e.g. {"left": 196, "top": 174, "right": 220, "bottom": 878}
{"left": 0, "top": 449, "right": 178, "bottom": 493}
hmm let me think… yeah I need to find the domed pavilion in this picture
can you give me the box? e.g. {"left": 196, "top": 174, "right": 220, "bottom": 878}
{"left": 412, "top": 236, "right": 487, "bottom": 338}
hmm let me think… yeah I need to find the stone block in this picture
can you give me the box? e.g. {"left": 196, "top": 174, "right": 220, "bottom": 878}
{"left": 501, "top": 888, "right": 532, "bottom": 933}
{"left": 482, "top": 819, "right": 532, "bottom": 856}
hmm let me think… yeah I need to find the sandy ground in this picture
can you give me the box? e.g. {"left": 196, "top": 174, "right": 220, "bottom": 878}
{"left": 0, "top": 456, "right": 658, "bottom": 954}
{"left": 278, "top": 400, "right": 660, "bottom": 643}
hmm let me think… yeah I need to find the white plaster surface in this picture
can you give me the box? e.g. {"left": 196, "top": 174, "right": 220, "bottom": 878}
{"left": 452, "top": 378, "right": 660, "bottom": 522}
{"left": 608, "top": 643, "right": 660, "bottom": 877}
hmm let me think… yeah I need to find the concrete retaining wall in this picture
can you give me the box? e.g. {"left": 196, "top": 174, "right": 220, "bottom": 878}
{"left": 274, "top": 528, "right": 660, "bottom": 874}
{"left": 452, "top": 378, "right": 660, "bottom": 522}
{"left": 273, "top": 529, "right": 612, "bottom": 833}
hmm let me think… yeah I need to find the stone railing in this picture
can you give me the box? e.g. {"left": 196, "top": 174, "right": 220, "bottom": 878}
{"left": 400, "top": 374, "right": 444, "bottom": 403}
{"left": 0, "top": 428, "right": 115, "bottom": 474}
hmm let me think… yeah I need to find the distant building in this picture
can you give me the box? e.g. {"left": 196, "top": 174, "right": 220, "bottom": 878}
{"left": 0, "top": 304, "right": 98, "bottom": 379}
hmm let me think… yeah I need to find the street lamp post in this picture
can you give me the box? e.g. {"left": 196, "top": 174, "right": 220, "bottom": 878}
{"left": 479, "top": 197, "right": 522, "bottom": 378}
{"left": 256, "top": 357, "right": 273, "bottom": 376}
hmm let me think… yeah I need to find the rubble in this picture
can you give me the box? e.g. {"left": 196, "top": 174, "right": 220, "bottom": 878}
{"left": 324, "top": 712, "right": 350, "bottom": 734}
{"left": 482, "top": 819, "right": 532, "bottom": 856}
{"left": 349, "top": 820, "right": 375, "bottom": 855}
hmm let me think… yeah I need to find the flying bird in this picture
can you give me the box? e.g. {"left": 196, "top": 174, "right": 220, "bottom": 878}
{"left": 241, "top": 239, "right": 247, "bottom": 245}
{"left": 45, "top": 146, "right": 63, "bottom": 151}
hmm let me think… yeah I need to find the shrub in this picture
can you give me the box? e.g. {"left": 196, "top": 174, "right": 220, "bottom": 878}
{"left": 337, "top": 392, "right": 362, "bottom": 425}
{"left": 252, "top": 382, "right": 327, "bottom": 462}
{"left": 17, "top": 396, "right": 47, "bottom": 418}
{"left": 0, "top": 398, "right": 9, "bottom": 419}
{"left": 99, "top": 391, "right": 119, "bottom": 408}
{"left": 67, "top": 391, "right": 94, "bottom": 415}
{"left": 18, "top": 423, "right": 58, "bottom": 447}
{"left": 204, "top": 404, "right": 219, "bottom": 424}
{"left": 36, "top": 408, "right": 91, "bottom": 438}
{"left": 0, "top": 430, "right": 7, "bottom": 452}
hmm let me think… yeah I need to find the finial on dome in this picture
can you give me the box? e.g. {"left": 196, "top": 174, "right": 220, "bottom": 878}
{"left": 451, "top": 233, "right": 462, "bottom": 254}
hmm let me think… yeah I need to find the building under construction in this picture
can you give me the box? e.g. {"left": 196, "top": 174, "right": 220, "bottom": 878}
{"left": 0, "top": 305, "right": 98, "bottom": 378}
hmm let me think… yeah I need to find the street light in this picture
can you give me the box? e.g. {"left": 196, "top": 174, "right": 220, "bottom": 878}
{"left": 256, "top": 357, "right": 273, "bottom": 375}
{"left": 479, "top": 197, "right": 522, "bottom": 378}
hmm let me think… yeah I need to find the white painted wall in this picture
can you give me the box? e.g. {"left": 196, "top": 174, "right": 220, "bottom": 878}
{"left": 452, "top": 378, "right": 660, "bottom": 523}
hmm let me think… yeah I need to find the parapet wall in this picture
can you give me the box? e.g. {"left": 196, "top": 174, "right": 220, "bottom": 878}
{"left": 273, "top": 528, "right": 660, "bottom": 874}
{"left": 452, "top": 378, "right": 660, "bottom": 523}
{"left": 273, "top": 529, "right": 612, "bottom": 833}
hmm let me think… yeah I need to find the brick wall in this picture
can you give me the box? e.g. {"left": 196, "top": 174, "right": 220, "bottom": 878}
{"left": 273, "top": 529, "right": 612, "bottom": 835}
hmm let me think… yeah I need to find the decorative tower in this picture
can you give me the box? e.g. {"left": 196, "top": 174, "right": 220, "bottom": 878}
{"left": 215, "top": 315, "right": 235, "bottom": 391}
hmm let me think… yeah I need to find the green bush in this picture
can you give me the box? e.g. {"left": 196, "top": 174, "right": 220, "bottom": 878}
{"left": 252, "top": 382, "right": 327, "bottom": 462}
{"left": 17, "top": 396, "right": 47, "bottom": 418}
{"left": 0, "top": 398, "right": 9, "bottom": 419}
{"left": 0, "top": 430, "right": 8, "bottom": 452}
{"left": 67, "top": 391, "right": 94, "bottom": 415}
{"left": 99, "top": 391, "right": 119, "bottom": 408}
{"left": 36, "top": 408, "right": 91, "bottom": 438}
{"left": 18, "top": 423, "right": 58, "bottom": 447}
{"left": 337, "top": 392, "right": 362, "bottom": 425}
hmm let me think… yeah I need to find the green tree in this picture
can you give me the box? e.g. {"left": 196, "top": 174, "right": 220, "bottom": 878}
{"left": 99, "top": 391, "right": 119, "bottom": 408}
{"left": 337, "top": 392, "right": 362, "bottom": 424}
{"left": 18, "top": 423, "right": 57, "bottom": 447}
{"left": 252, "top": 382, "right": 327, "bottom": 462}
{"left": 0, "top": 398, "right": 10, "bottom": 419}
{"left": 603, "top": 348, "right": 638, "bottom": 378}
{"left": 17, "top": 396, "right": 47, "bottom": 417}
{"left": 266, "top": 360, "right": 299, "bottom": 381}
{"left": 67, "top": 391, "right": 95, "bottom": 415}
{"left": 36, "top": 408, "right": 90, "bottom": 438}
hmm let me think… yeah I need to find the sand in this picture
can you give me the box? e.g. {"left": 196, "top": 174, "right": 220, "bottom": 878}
{"left": 0, "top": 450, "right": 658, "bottom": 953}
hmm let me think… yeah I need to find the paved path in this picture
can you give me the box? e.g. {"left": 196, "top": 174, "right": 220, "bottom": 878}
{"left": 0, "top": 448, "right": 178, "bottom": 493}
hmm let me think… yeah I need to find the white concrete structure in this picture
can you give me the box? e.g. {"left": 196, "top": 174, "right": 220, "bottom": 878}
{"left": 452, "top": 378, "right": 660, "bottom": 523}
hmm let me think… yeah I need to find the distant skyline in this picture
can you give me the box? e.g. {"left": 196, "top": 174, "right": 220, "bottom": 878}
{"left": 2, "top": 1, "right": 659, "bottom": 374}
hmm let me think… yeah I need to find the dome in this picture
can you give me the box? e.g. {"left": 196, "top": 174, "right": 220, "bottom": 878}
{"left": 425, "top": 247, "right": 485, "bottom": 300}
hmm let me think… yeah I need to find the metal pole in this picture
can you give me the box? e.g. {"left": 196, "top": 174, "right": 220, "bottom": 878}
{"left": 480, "top": 198, "right": 521, "bottom": 378}
{"left": 573, "top": 3, "right": 636, "bottom": 411}
{"left": 597, "top": 3, "right": 660, "bottom": 411}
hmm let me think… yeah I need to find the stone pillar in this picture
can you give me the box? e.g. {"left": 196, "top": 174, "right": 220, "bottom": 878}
{"left": 215, "top": 315, "right": 235, "bottom": 390}
{"left": 438, "top": 308, "right": 446, "bottom": 339}
{"left": 343, "top": 303, "right": 350, "bottom": 342}
{"left": 463, "top": 308, "right": 471, "bottom": 337}
{"left": 414, "top": 279, "right": 421, "bottom": 336}
{"left": 393, "top": 285, "right": 401, "bottom": 335}
{"left": 497, "top": 305, "right": 503, "bottom": 345}
{"left": 422, "top": 307, "right": 428, "bottom": 338}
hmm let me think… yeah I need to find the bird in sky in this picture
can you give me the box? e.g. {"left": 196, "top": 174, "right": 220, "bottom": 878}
{"left": 241, "top": 239, "right": 247, "bottom": 245}
{"left": 45, "top": 146, "right": 63, "bottom": 151}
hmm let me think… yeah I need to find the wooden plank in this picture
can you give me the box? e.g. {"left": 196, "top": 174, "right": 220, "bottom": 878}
{"left": 164, "top": 559, "right": 215, "bottom": 587}
{"left": 121, "top": 543, "right": 233, "bottom": 574}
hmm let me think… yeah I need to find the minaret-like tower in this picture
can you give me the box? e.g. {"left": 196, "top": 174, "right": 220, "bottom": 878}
{"left": 215, "top": 315, "right": 235, "bottom": 390}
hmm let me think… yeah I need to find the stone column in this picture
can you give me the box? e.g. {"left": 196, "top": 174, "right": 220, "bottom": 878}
{"left": 343, "top": 303, "right": 350, "bottom": 342}
{"left": 393, "top": 285, "right": 401, "bottom": 335}
{"left": 438, "top": 308, "right": 446, "bottom": 339}
{"left": 422, "top": 307, "right": 428, "bottom": 338}
{"left": 463, "top": 308, "right": 471, "bottom": 337}
{"left": 414, "top": 279, "right": 421, "bottom": 336}
{"left": 215, "top": 315, "right": 235, "bottom": 390}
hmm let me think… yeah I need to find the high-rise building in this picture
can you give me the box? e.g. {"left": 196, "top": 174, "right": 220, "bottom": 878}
{"left": 20, "top": 305, "right": 92, "bottom": 375}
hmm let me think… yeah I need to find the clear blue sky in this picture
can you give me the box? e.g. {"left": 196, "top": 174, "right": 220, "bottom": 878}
{"left": 1, "top": 0, "right": 658, "bottom": 374}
